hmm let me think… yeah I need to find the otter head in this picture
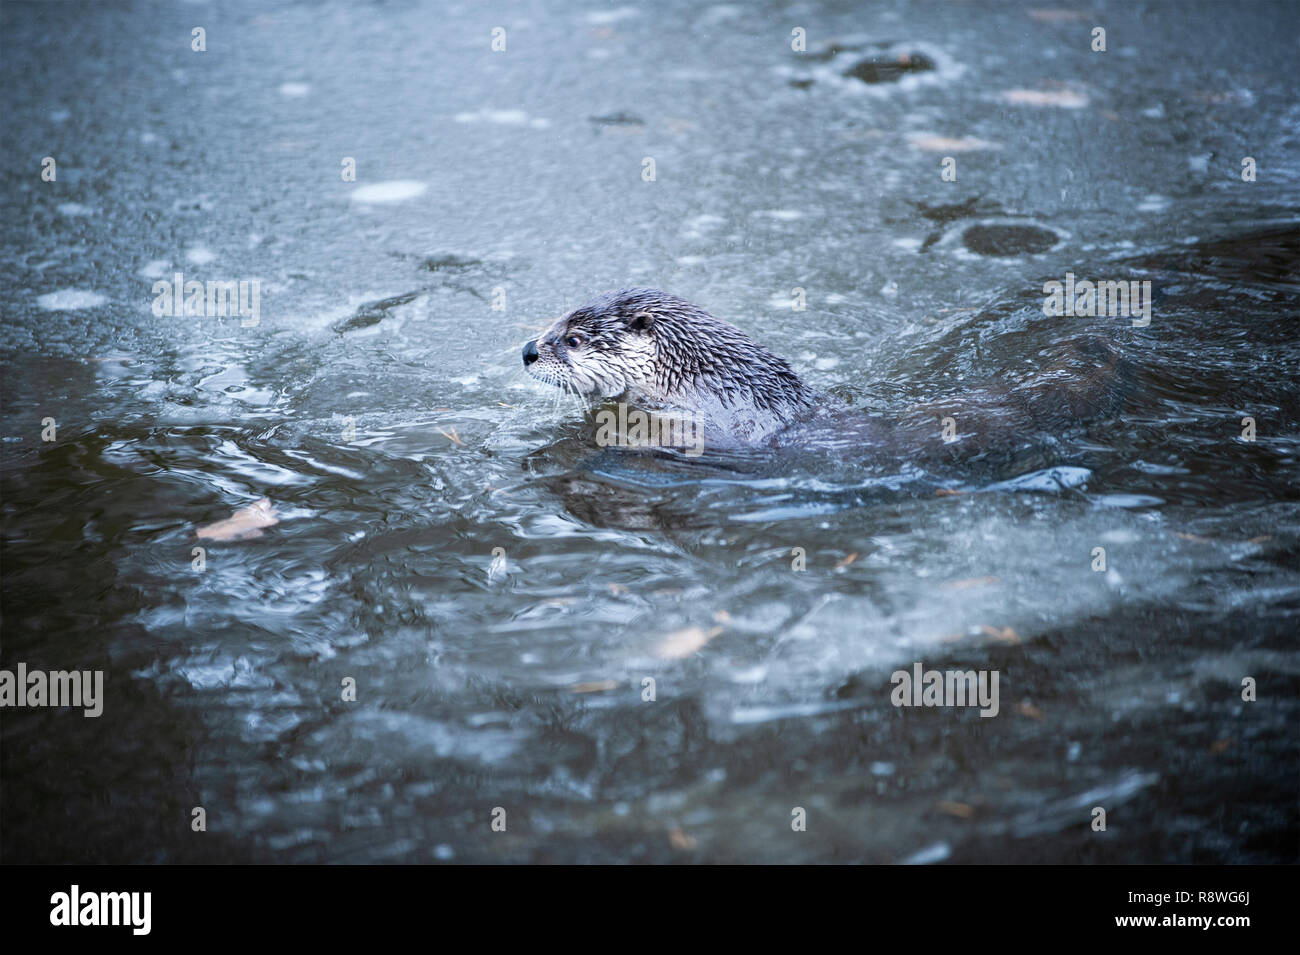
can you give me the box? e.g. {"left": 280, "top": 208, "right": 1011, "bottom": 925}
{"left": 523, "top": 287, "right": 818, "bottom": 442}
{"left": 522, "top": 288, "right": 661, "bottom": 399}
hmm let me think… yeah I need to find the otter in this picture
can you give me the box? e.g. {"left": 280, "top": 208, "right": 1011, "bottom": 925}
{"left": 523, "top": 288, "right": 819, "bottom": 443}
{"left": 523, "top": 287, "right": 1129, "bottom": 457}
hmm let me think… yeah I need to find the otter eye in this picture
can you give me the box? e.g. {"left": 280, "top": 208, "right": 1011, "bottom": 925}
{"left": 564, "top": 335, "right": 583, "bottom": 349}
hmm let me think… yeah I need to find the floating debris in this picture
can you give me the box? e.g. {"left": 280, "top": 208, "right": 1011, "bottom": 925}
{"left": 569, "top": 680, "right": 619, "bottom": 694}
{"left": 588, "top": 112, "right": 645, "bottom": 127}
{"left": 906, "top": 133, "right": 1001, "bottom": 152}
{"left": 983, "top": 625, "right": 1022, "bottom": 645}
{"left": 843, "top": 51, "right": 935, "bottom": 84}
{"left": 196, "top": 498, "right": 279, "bottom": 541}
{"left": 416, "top": 254, "right": 482, "bottom": 273}
{"left": 668, "top": 828, "right": 698, "bottom": 850}
{"left": 333, "top": 290, "right": 420, "bottom": 333}
{"left": 962, "top": 223, "right": 1060, "bottom": 256}
{"left": 1001, "top": 88, "right": 1089, "bottom": 108}
{"left": 937, "top": 800, "right": 976, "bottom": 818}
{"left": 655, "top": 625, "right": 723, "bottom": 659}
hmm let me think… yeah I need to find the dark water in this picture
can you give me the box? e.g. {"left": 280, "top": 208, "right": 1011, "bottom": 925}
{"left": 2, "top": 0, "right": 1298, "bottom": 863}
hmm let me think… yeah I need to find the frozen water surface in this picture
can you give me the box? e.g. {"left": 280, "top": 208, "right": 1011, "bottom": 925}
{"left": 1, "top": 0, "right": 1297, "bottom": 864}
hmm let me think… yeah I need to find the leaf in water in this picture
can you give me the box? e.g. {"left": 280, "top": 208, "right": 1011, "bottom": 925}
{"left": 196, "top": 498, "right": 279, "bottom": 541}
{"left": 569, "top": 680, "right": 619, "bottom": 694}
{"left": 982, "top": 625, "right": 1021, "bottom": 645}
{"left": 668, "top": 828, "right": 698, "bottom": 850}
{"left": 906, "top": 134, "right": 1001, "bottom": 152}
{"left": 1001, "top": 88, "right": 1089, "bottom": 108}
{"left": 656, "top": 626, "right": 723, "bottom": 659}
{"left": 1017, "top": 702, "right": 1045, "bottom": 720}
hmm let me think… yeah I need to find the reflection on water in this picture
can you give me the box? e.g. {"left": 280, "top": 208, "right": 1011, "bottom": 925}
{"left": 2, "top": 0, "right": 1298, "bottom": 863}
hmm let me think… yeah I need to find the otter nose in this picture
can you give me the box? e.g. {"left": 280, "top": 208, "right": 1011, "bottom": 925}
{"left": 522, "top": 340, "right": 539, "bottom": 366}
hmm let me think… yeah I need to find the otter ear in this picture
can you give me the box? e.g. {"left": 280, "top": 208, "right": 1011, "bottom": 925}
{"left": 628, "top": 310, "right": 655, "bottom": 334}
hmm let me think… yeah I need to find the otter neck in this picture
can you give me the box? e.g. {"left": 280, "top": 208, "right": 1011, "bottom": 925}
{"left": 640, "top": 335, "right": 817, "bottom": 426}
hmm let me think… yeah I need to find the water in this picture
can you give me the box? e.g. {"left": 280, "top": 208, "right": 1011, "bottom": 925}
{"left": 2, "top": 0, "right": 1297, "bottom": 863}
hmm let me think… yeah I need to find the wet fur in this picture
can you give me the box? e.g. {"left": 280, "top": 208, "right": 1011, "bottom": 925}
{"left": 525, "top": 288, "right": 817, "bottom": 442}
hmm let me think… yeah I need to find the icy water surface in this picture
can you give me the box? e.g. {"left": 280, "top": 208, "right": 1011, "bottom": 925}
{"left": 2, "top": 0, "right": 1298, "bottom": 863}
